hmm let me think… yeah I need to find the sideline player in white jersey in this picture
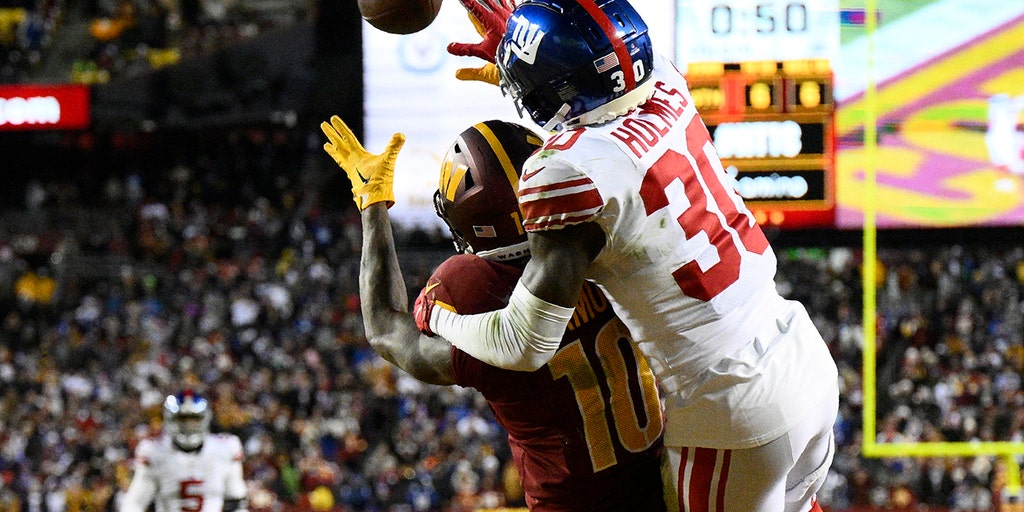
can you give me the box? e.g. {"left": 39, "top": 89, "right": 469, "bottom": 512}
{"left": 406, "top": 1, "right": 842, "bottom": 511}
{"left": 121, "top": 391, "right": 248, "bottom": 512}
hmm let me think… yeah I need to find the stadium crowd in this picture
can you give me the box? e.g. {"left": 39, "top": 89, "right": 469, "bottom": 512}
{"left": 74, "top": 0, "right": 312, "bottom": 84}
{"left": 0, "top": 0, "right": 309, "bottom": 85}
{"left": 0, "top": 127, "right": 1022, "bottom": 512}
{"left": 0, "top": 0, "right": 64, "bottom": 83}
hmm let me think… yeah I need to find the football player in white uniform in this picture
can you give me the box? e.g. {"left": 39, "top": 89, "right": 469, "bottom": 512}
{"left": 121, "top": 391, "right": 248, "bottom": 512}
{"left": 406, "top": 1, "right": 842, "bottom": 511}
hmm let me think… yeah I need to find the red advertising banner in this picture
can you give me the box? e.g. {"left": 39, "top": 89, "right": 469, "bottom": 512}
{"left": 0, "top": 84, "right": 90, "bottom": 131}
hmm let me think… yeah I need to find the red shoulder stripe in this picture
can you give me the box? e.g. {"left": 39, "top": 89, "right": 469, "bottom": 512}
{"left": 524, "top": 213, "right": 600, "bottom": 231}
{"left": 518, "top": 177, "right": 595, "bottom": 197}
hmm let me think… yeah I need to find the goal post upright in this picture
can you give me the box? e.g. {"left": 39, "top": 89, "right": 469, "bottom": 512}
{"left": 860, "top": 0, "right": 879, "bottom": 458}
{"left": 857, "top": 1, "right": 1023, "bottom": 506}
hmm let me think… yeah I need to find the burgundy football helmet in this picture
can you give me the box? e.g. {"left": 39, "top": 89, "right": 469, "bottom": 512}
{"left": 434, "top": 120, "right": 543, "bottom": 262}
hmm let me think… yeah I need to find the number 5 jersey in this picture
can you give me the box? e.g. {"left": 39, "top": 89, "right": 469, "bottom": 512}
{"left": 121, "top": 433, "right": 247, "bottom": 512}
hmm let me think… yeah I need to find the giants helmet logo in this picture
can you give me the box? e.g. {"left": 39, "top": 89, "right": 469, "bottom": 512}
{"left": 506, "top": 13, "right": 545, "bottom": 65}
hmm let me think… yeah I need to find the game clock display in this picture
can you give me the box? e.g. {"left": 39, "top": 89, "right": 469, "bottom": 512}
{"left": 676, "top": 0, "right": 839, "bottom": 64}
{"left": 677, "top": 0, "right": 839, "bottom": 229}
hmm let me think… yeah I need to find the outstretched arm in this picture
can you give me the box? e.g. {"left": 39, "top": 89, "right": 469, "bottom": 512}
{"left": 321, "top": 115, "right": 455, "bottom": 385}
{"left": 360, "top": 203, "right": 455, "bottom": 385}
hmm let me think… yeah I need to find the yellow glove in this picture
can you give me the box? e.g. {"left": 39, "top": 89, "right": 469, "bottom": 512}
{"left": 454, "top": 62, "right": 500, "bottom": 85}
{"left": 447, "top": 0, "right": 516, "bottom": 85}
{"left": 320, "top": 115, "right": 406, "bottom": 211}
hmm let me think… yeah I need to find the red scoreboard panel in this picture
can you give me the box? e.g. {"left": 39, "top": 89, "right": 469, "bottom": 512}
{"left": 687, "top": 59, "right": 836, "bottom": 229}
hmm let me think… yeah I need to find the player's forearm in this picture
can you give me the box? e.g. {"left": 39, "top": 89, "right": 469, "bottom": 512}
{"left": 359, "top": 205, "right": 455, "bottom": 385}
{"left": 425, "top": 228, "right": 588, "bottom": 371}
{"left": 121, "top": 479, "right": 156, "bottom": 512}
{"left": 429, "top": 281, "right": 572, "bottom": 371}
{"left": 359, "top": 203, "right": 409, "bottom": 321}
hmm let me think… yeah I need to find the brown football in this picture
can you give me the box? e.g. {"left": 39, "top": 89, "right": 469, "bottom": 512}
{"left": 358, "top": 0, "right": 443, "bottom": 35}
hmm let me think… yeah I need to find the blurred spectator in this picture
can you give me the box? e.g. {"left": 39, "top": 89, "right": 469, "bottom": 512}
{"left": 0, "top": 0, "right": 62, "bottom": 83}
{"left": 13, "top": 266, "right": 55, "bottom": 307}
{"left": 76, "top": 0, "right": 309, "bottom": 84}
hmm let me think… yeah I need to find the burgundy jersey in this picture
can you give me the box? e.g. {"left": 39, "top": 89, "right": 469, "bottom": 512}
{"left": 423, "top": 254, "right": 665, "bottom": 512}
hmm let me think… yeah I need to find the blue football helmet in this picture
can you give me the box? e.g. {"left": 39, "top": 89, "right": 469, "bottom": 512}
{"left": 163, "top": 390, "right": 212, "bottom": 451}
{"left": 496, "top": 0, "right": 655, "bottom": 131}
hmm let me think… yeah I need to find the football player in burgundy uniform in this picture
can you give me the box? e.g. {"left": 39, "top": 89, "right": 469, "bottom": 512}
{"left": 122, "top": 391, "right": 248, "bottom": 512}
{"left": 419, "top": 1, "right": 842, "bottom": 511}
{"left": 321, "top": 116, "right": 666, "bottom": 511}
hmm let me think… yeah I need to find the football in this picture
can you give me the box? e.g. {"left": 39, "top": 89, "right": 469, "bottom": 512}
{"left": 357, "top": 0, "right": 443, "bottom": 35}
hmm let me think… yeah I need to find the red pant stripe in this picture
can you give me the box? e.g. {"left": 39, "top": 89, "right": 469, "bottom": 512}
{"left": 715, "top": 449, "right": 731, "bottom": 511}
{"left": 810, "top": 496, "right": 824, "bottom": 512}
{"left": 680, "top": 447, "right": 727, "bottom": 512}
{"left": 678, "top": 447, "right": 689, "bottom": 511}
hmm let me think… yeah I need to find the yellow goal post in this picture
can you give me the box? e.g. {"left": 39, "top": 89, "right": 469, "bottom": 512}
{"left": 858, "top": 0, "right": 1024, "bottom": 507}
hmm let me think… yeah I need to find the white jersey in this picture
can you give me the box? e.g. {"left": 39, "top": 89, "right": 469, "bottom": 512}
{"left": 121, "top": 434, "right": 247, "bottom": 512}
{"left": 518, "top": 53, "right": 838, "bottom": 449}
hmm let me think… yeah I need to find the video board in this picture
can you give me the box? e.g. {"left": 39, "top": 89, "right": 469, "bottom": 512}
{"left": 363, "top": 0, "right": 1024, "bottom": 231}
{"left": 676, "top": 0, "right": 839, "bottom": 228}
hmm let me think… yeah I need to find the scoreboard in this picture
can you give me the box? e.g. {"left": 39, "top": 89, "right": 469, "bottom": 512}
{"left": 686, "top": 59, "right": 836, "bottom": 228}
{"left": 677, "top": 0, "right": 839, "bottom": 229}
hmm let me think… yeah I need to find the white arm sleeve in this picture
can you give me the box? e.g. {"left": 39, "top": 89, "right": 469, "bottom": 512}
{"left": 429, "top": 280, "right": 574, "bottom": 371}
{"left": 121, "top": 463, "right": 157, "bottom": 512}
{"left": 225, "top": 437, "right": 248, "bottom": 500}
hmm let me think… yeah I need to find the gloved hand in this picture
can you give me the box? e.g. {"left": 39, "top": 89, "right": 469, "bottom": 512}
{"left": 448, "top": 0, "right": 516, "bottom": 84}
{"left": 413, "top": 279, "right": 455, "bottom": 336}
{"left": 455, "top": 62, "right": 500, "bottom": 86}
{"left": 320, "top": 115, "right": 406, "bottom": 211}
{"left": 413, "top": 286, "right": 436, "bottom": 336}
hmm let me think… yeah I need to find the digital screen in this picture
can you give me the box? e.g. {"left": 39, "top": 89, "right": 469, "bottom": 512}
{"left": 831, "top": 0, "right": 1024, "bottom": 229}
{"left": 684, "top": 58, "right": 837, "bottom": 228}
{"left": 676, "top": 0, "right": 840, "bottom": 64}
{"left": 364, "top": 0, "right": 1024, "bottom": 231}
{"left": 362, "top": 3, "right": 523, "bottom": 231}
{"left": 677, "top": 0, "right": 1024, "bottom": 229}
